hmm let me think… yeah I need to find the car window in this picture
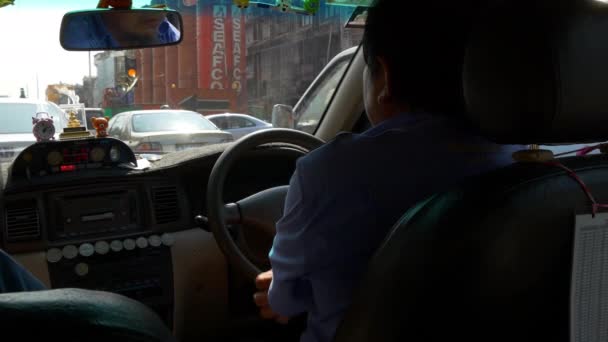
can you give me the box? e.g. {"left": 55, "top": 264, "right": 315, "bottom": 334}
{"left": 210, "top": 116, "right": 229, "bottom": 130}
{"left": 294, "top": 57, "right": 351, "bottom": 134}
{"left": 108, "top": 114, "right": 126, "bottom": 137}
{"left": 132, "top": 112, "right": 219, "bottom": 133}
{"left": 230, "top": 117, "right": 255, "bottom": 129}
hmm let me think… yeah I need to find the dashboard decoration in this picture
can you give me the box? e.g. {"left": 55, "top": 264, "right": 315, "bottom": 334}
{"left": 277, "top": 0, "right": 290, "bottom": 12}
{"left": 59, "top": 110, "right": 92, "bottom": 140}
{"left": 233, "top": 0, "right": 249, "bottom": 8}
{"left": 91, "top": 116, "right": 110, "bottom": 138}
{"left": 11, "top": 137, "right": 137, "bottom": 180}
{"left": 32, "top": 112, "right": 56, "bottom": 142}
{"left": 0, "top": 0, "right": 15, "bottom": 9}
{"left": 326, "top": 0, "right": 373, "bottom": 6}
{"left": 243, "top": 0, "right": 312, "bottom": 15}
{"left": 302, "top": 0, "right": 320, "bottom": 14}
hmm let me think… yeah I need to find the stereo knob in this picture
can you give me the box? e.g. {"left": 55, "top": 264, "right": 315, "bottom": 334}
{"left": 148, "top": 235, "right": 162, "bottom": 247}
{"left": 46, "top": 248, "right": 62, "bottom": 263}
{"left": 95, "top": 241, "right": 110, "bottom": 255}
{"left": 79, "top": 243, "right": 95, "bottom": 257}
{"left": 110, "top": 240, "right": 123, "bottom": 252}
{"left": 123, "top": 238, "right": 136, "bottom": 251}
{"left": 136, "top": 237, "right": 148, "bottom": 249}
{"left": 161, "top": 233, "right": 175, "bottom": 246}
{"left": 62, "top": 245, "right": 78, "bottom": 259}
{"left": 75, "top": 262, "right": 89, "bottom": 277}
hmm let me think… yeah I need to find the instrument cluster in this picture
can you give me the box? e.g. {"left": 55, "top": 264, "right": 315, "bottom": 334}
{"left": 10, "top": 138, "right": 137, "bottom": 180}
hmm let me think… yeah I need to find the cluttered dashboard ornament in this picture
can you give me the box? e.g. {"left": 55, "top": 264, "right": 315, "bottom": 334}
{"left": 59, "top": 110, "right": 92, "bottom": 140}
{"left": 0, "top": 0, "right": 15, "bottom": 9}
{"left": 302, "top": 0, "right": 320, "bottom": 14}
{"left": 233, "top": 0, "right": 249, "bottom": 8}
{"left": 277, "top": 0, "right": 290, "bottom": 12}
{"left": 91, "top": 117, "right": 109, "bottom": 138}
{"left": 32, "top": 112, "right": 56, "bottom": 142}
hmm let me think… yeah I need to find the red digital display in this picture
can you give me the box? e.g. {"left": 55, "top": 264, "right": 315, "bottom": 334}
{"left": 62, "top": 147, "right": 89, "bottom": 164}
{"left": 60, "top": 165, "right": 76, "bottom": 172}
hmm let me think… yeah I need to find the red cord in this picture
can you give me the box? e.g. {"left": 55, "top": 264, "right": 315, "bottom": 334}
{"left": 545, "top": 161, "right": 608, "bottom": 217}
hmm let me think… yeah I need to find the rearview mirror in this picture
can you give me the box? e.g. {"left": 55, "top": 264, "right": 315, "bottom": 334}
{"left": 272, "top": 104, "right": 295, "bottom": 129}
{"left": 60, "top": 9, "right": 183, "bottom": 51}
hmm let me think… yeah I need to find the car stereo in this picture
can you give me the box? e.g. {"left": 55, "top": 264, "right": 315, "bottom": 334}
{"left": 47, "top": 187, "right": 140, "bottom": 240}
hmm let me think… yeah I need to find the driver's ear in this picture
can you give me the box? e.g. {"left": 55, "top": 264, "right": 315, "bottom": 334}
{"left": 375, "top": 57, "right": 392, "bottom": 104}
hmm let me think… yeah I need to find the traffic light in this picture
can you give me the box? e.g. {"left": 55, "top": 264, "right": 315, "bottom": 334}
{"left": 125, "top": 56, "right": 137, "bottom": 79}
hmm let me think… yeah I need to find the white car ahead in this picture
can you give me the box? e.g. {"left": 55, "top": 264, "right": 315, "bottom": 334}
{"left": 107, "top": 110, "right": 234, "bottom": 153}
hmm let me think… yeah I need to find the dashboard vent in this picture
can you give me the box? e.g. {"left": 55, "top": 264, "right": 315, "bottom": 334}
{"left": 5, "top": 201, "right": 41, "bottom": 242}
{"left": 152, "top": 186, "right": 180, "bottom": 224}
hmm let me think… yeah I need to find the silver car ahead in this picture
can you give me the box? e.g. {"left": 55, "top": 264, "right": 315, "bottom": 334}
{"left": 107, "top": 110, "right": 234, "bottom": 153}
{"left": 207, "top": 113, "right": 273, "bottom": 140}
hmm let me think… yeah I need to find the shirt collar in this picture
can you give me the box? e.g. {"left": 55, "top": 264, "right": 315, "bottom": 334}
{"left": 363, "top": 112, "right": 433, "bottom": 137}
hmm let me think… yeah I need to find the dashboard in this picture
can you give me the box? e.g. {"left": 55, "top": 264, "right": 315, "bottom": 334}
{"left": 0, "top": 139, "right": 303, "bottom": 338}
{"left": 10, "top": 137, "right": 136, "bottom": 181}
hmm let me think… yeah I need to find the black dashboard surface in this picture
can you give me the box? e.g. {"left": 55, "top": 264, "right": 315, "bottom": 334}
{"left": 0, "top": 140, "right": 303, "bottom": 253}
{"left": 9, "top": 138, "right": 136, "bottom": 184}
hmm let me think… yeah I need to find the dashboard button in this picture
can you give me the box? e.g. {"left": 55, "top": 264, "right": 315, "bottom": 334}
{"left": 148, "top": 235, "right": 162, "bottom": 247}
{"left": 46, "top": 248, "right": 62, "bottom": 263}
{"left": 79, "top": 243, "right": 95, "bottom": 257}
{"left": 95, "top": 241, "right": 110, "bottom": 255}
{"left": 75, "top": 263, "right": 89, "bottom": 277}
{"left": 161, "top": 233, "right": 175, "bottom": 247}
{"left": 123, "top": 238, "right": 136, "bottom": 251}
{"left": 136, "top": 237, "right": 148, "bottom": 249}
{"left": 110, "top": 240, "right": 123, "bottom": 252}
{"left": 62, "top": 245, "right": 78, "bottom": 259}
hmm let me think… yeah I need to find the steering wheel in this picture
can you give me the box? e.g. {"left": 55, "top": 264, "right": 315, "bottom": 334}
{"left": 207, "top": 129, "right": 324, "bottom": 280}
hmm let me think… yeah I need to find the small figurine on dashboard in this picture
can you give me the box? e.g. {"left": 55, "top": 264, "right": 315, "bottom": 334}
{"left": 303, "top": 0, "right": 320, "bottom": 14}
{"left": 277, "top": 0, "right": 290, "bottom": 12}
{"left": 233, "top": 0, "right": 249, "bottom": 8}
{"left": 91, "top": 116, "right": 110, "bottom": 138}
{"left": 0, "top": 0, "right": 15, "bottom": 9}
{"left": 32, "top": 112, "right": 55, "bottom": 142}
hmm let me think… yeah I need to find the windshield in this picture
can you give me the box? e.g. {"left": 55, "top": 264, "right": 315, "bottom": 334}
{"left": 0, "top": 0, "right": 360, "bottom": 158}
{"left": 132, "top": 111, "right": 218, "bottom": 132}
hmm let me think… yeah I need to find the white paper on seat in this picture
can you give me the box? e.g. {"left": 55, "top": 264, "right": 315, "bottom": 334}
{"left": 572, "top": 212, "right": 608, "bottom": 342}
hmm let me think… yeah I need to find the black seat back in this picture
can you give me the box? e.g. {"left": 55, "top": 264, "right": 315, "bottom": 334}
{"left": 336, "top": 156, "right": 608, "bottom": 341}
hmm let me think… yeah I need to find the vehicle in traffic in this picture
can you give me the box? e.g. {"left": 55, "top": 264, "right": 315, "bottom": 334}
{"left": 107, "top": 109, "right": 233, "bottom": 153}
{"left": 84, "top": 107, "right": 104, "bottom": 132}
{"left": 0, "top": 98, "right": 68, "bottom": 162}
{"left": 206, "top": 113, "right": 272, "bottom": 139}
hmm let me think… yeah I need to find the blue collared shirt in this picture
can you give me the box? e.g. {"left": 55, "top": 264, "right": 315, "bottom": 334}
{"left": 0, "top": 250, "right": 45, "bottom": 293}
{"left": 268, "top": 113, "right": 523, "bottom": 342}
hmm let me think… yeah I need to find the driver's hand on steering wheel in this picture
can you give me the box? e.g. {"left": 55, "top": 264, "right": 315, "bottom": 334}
{"left": 254, "top": 270, "right": 289, "bottom": 324}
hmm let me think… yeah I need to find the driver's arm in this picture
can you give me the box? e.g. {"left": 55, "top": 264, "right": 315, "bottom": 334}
{"left": 267, "top": 165, "right": 321, "bottom": 317}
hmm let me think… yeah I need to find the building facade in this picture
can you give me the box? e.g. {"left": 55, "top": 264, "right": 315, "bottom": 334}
{"left": 245, "top": 4, "right": 362, "bottom": 120}
{"left": 98, "top": 1, "right": 362, "bottom": 119}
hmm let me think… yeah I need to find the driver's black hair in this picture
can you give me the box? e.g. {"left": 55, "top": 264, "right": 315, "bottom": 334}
{"left": 362, "top": 0, "right": 485, "bottom": 114}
